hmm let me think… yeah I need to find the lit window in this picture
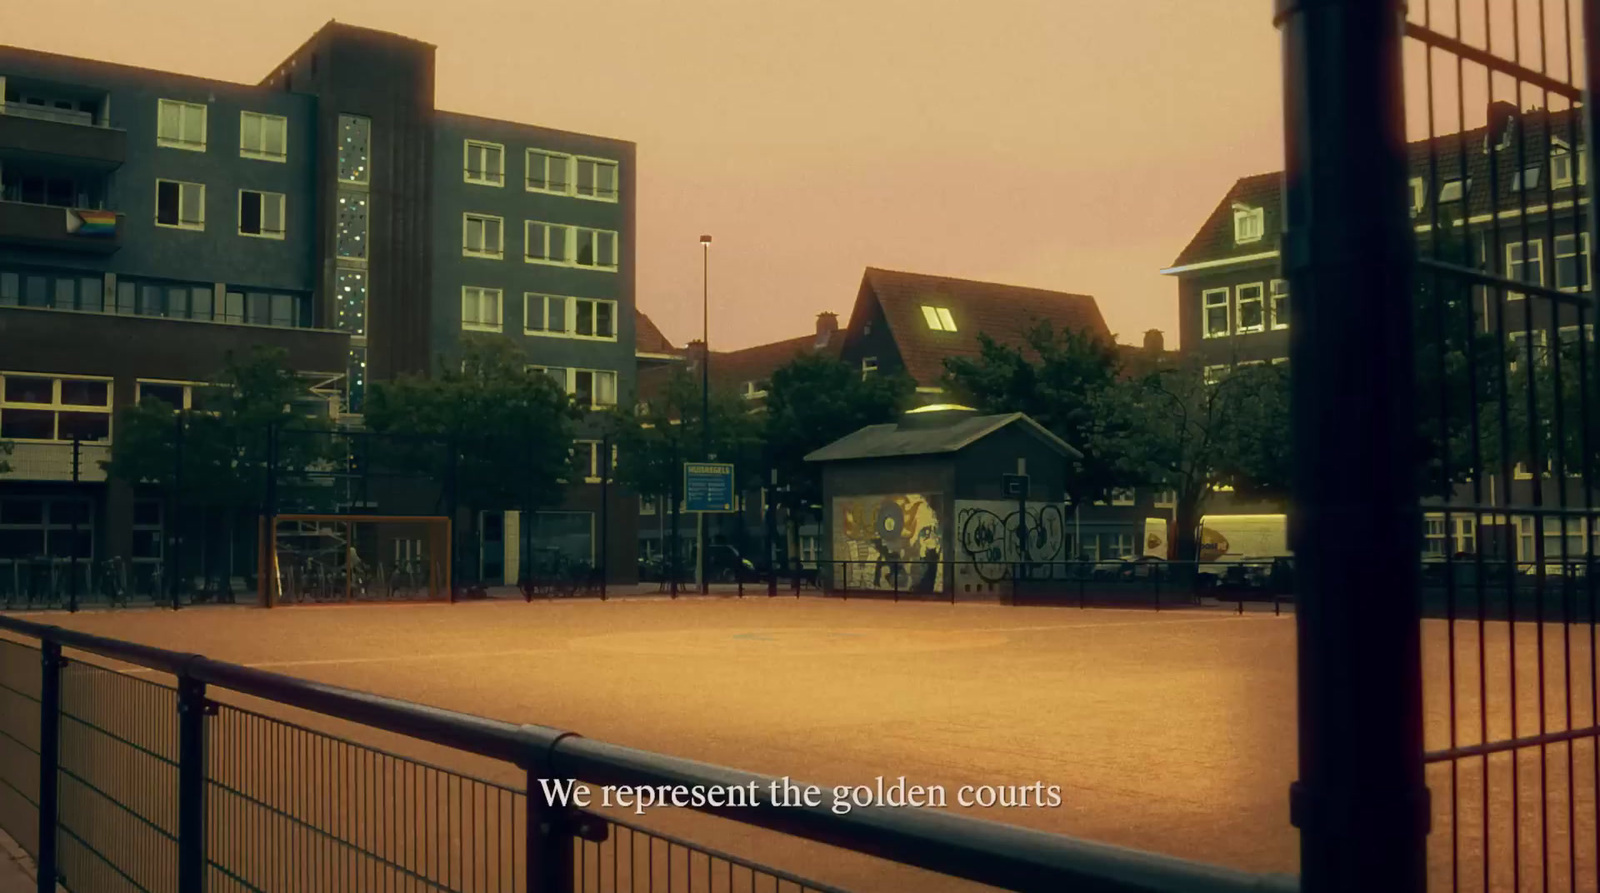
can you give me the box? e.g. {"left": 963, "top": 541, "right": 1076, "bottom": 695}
{"left": 462, "top": 213, "right": 504, "bottom": 259}
{"left": 1202, "top": 288, "right": 1229, "bottom": 338}
{"left": 1438, "top": 178, "right": 1469, "bottom": 203}
{"left": 1203, "top": 365, "right": 1228, "bottom": 386}
{"left": 1270, "top": 279, "right": 1289, "bottom": 330}
{"left": 920, "top": 305, "right": 957, "bottom": 332}
{"left": 1235, "top": 283, "right": 1265, "bottom": 333}
{"left": 861, "top": 357, "right": 879, "bottom": 378}
{"left": 1110, "top": 489, "right": 1135, "bottom": 506}
{"left": 1232, "top": 204, "right": 1264, "bottom": 244}
{"left": 337, "top": 115, "right": 371, "bottom": 184}
{"left": 1409, "top": 177, "right": 1425, "bottom": 215}
{"left": 464, "top": 140, "right": 504, "bottom": 186}
{"left": 335, "top": 190, "right": 368, "bottom": 260}
{"left": 239, "top": 111, "right": 287, "bottom": 161}
{"left": 461, "top": 286, "right": 503, "bottom": 332}
{"left": 157, "top": 99, "right": 207, "bottom": 151}
{"left": 238, "top": 190, "right": 286, "bottom": 239}
{"left": 155, "top": 179, "right": 205, "bottom": 230}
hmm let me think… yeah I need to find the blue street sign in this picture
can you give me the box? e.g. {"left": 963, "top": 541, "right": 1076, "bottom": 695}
{"left": 684, "top": 462, "right": 736, "bottom": 512}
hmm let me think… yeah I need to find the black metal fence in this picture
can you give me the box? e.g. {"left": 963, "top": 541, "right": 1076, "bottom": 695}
{"left": 0, "top": 615, "right": 1292, "bottom": 893}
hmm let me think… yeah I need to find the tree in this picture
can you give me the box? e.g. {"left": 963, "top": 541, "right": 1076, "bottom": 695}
{"left": 363, "top": 340, "right": 583, "bottom": 579}
{"left": 763, "top": 353, "right": 914, "bottom": 562}
{"left": 103, "top": 347, "right": 342, "bottom": 592}
{"left": 1118, "top": 358, "right": 1291, "bottom": 562}
{"left": 942, "top": 322, "right": 1145, "bottom": 508}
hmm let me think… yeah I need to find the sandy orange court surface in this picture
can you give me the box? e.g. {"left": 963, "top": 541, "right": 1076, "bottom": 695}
{"left": 5, "top": 598, "right": 1301, "bottom": 891}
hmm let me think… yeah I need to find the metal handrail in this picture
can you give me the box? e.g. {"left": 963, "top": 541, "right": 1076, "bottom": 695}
{"left": 0, "top": 614, "right": 1297, "bottom": 893}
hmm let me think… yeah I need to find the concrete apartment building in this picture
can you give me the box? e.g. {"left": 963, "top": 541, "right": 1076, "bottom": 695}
{"left": 0, "top": 21, "right": 638, "bottom": 588}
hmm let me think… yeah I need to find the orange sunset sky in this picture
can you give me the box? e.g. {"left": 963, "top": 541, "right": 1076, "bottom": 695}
{"left": 0, "top": 0, "right": 1287, "bottom": 351}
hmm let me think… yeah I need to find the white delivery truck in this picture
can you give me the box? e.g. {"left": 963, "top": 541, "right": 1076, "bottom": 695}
{"left": 1197, "top": 514, "right": 1291, "bottom": 592}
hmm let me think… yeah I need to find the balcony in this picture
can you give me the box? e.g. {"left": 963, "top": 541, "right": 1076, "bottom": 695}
{"left": 0, "top": 104, "right": 124, "bottom": 170}
{"left": 0, "top": 200, "right": 121, "bottom": 253}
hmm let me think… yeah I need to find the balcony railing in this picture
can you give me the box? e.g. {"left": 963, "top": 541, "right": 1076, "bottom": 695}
{"left": 0, "top": 102, "right": 101, "bottom": 127}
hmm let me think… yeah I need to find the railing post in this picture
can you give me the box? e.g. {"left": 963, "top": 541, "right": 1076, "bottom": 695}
{"left": 36, "top": 641, "right": 63, "bottom": 893}
{"left": 176, "top": 671, "right": 209, "bottom": 893}
{"left": 525, "top": 777, "right": 572, "bottom": 891}
{"left": 1277, "top": 0, "right": 1426, "bottom": 889}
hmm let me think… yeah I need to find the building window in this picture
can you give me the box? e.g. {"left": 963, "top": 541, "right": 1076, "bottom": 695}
{"left": 462, "top": 213, "right": 504, "bottom": 259}
{"left": 239, "top": 111, "right": 287, "bottom": 161}
{"left": 1506, "top": 239, "right": 1545, "bottom": 300}
{"left": 1409, "top": 177, "right": 1425, "bottom": 215}
{"left": 526, "top": 149, "right": 572, "bottom": 194}
{"left": 337, "top": 115, "right": 371, "bottom": 184}
{"left": 1509, "top": 165, "right": 1542, "bottom": 192}
{"left": 154, "top": 179, "right": 205, "bottom": 230}
{"left": 464, "top": 140, "right": 504, "bottom": 186}
{"left": 336, "top": 190, "right": 368, "bottom": 260}
{"left": 800, "top": 535, "right": 819, "bottom": 565}
{"left": 1153, "top": 490, "right": 1177, "bottom": 508}
{"left": 156, "top": 99, "right": 206, "bottom": 151}
{"left": 526, "top": 221, "right": 571, "bottom": 264}
{"left": 238, "top": 190, "right": 286, "bottom": 238}
{"left": 1559, "top": 324, "right": 1595, "bottom": 346}
{"left": 461, "top": 286, "right": 503, "bottom": 333}
{"left": 1438, "top": 178, "right": 1470, "bottom": 203}
{"left": 573, "top": 227, "right": 619, "bottom": 270}
{"left": 1098, "top": 532, "right": 1134, "bottom": 560}
{"left": 535, "top": 367, "right": 618, "bottom": 410}
{"left": 1232, "top": 205, "right": 1264, "bottom": 244}
{"left": 1269, "top": 279, "right": 1289, "bottom": 330}
{"left": 742, "top": 381, "right": 767, "bottom": 400}
{"left": 1423, "top": 514, "right": 1477, "bottom": 557}
{"left": 574, "top": 157, "right": 619, "bottom": 201}
{"left": 1517, "top": 516, "right": 1588, "bottom": 564}
{"left": 1110, "top": 489, "right": 1136, "bottom": 506}
{"left": 640, "top": 495, "right": 659, "bottom": 515}
{"left": 346, "top": 346, "right": 368, "bottom": 415}
{"left": 1507, "top": 329, "right": 1549, "bottom": 372}
{"left": 572, "top": 440, "right": 618, "bottom": 482}
{"left": 1202, "top": 288, "right": 1229, "bottom": 338}
{"left": 1555, "top": 233, "right": 1591, "bottom": 292}
{"left": 920, "top": 305, "right": 957, "bottom": 332}
{"left": 135, "top": 380, "right": 205, "bottom": 411}
{"left": 861, "top": 357, "right": 878, "bottom": 378}
{"left": 525, "top": 294, "right": 616, "bottom": 340}
{"left": 1236, "top": 283, "right": 1265, "bottom": 333}
{"left": 0, "top": 498, "right": 93, "bottom": 562}
{"left": 335, "top": 269, "right": 367, "bottom": 337}
{"left": 1203, "top": 365, "right": 1229, "bottom": 386}
{"left": 0, "top": 374, "right": 112, "bottom": 442}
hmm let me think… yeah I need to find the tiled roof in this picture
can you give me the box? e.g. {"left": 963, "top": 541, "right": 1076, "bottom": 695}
{"left": 635, "top": 327, "right": 842, "bottom": 405}
{"left": 850, "top": 267, "right": 1110, "bottom": 387}
{"left": 1170, "top": 106, "right": 1587, "bottom": 270}
{"left": 634, "top": 311, "right": 679, "bottom": 356}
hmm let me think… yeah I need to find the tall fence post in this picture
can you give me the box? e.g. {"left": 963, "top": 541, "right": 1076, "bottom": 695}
{"left": 1276, "top": 0, "right": 1426, "bottom": 890}
{"left": 169, "top": 413, "right": 184, "bottom": 610}
{"left": 524, "top": 764, "right": 575, "bottom": 891}
{"left": 446, "top": 432, "right": 459, "bottom": 603}
{"left": 175, "top": 670, "right": 209, "bottom": 893}
{"left": 599, "top": 434, "right": 609, "bottom": 601}
{"left": 69, "top": 437, "right": 81, "bottom": 613}
{"left": 36, "top": 640, "right": 62, "bottom": 893}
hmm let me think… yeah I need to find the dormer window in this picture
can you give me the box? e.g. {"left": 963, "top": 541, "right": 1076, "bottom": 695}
{"left": 1409, "top": 177, "right": 1425, "bottom": 216}
{"left": 861, "top": 357, "right": 879, "bottom": 379}
{"left": 1510, "top": 165, "right": 1542, "bottom": 192}
{"left": 1551, "top": 139, "right": 1586, "bottom": 188}
{"left": 742, "top": 380, "right": 767, "bottom": 400}
{"left": 920, "top": 305, "right": 957, "bottom": 332}
{"left": 1232, "top": 204, "right": 1264, "bottom": 244}
{"left": 1438, "top": 178, "right": 1470, "bottom": 203}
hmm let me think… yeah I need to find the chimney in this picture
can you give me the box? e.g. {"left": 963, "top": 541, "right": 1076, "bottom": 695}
{"left": 1143, "top": 329, "right": 1165, "bottom": 353}
{"left": 1487, "top": 99, "right": 1519, "bottom": 149}
{"left": 815, "top": 311, "right": 839, "bottom": 348}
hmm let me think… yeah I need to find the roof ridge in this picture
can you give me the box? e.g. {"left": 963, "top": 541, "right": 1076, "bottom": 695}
{"left": 864, "top": 267, "right": 1093, "bottom": 299}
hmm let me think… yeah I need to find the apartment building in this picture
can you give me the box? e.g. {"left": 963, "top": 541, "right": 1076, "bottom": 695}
{"left": 0, "top": 21, "right": 638, "bottom": 587}
{"left": 1164, "top": 101, "right": 1595, "bottom": 562}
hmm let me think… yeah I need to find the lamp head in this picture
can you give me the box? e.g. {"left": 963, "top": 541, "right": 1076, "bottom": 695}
{"left": 700, "top": 234, "right": 712, "bottom": 248}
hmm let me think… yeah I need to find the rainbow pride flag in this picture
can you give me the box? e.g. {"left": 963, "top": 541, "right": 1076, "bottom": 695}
{"left": 66, "top": 208, "right": 117, "bottom": 237}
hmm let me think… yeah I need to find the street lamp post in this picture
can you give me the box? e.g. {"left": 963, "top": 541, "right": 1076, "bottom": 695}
{"left": 698, "top": 234, "right": 712, "bottom": 594}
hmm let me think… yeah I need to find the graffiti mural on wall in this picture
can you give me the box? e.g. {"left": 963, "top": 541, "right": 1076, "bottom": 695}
{"left": 832, "top": 494, "right": 943, "bottom": 592}
{"left": 955, "top": 501, "right": 1068, "bottom": 583}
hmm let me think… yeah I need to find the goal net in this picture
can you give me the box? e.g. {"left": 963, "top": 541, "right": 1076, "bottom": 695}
{"left": 262, "top": 514, "right": 451, "bottom": 606}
